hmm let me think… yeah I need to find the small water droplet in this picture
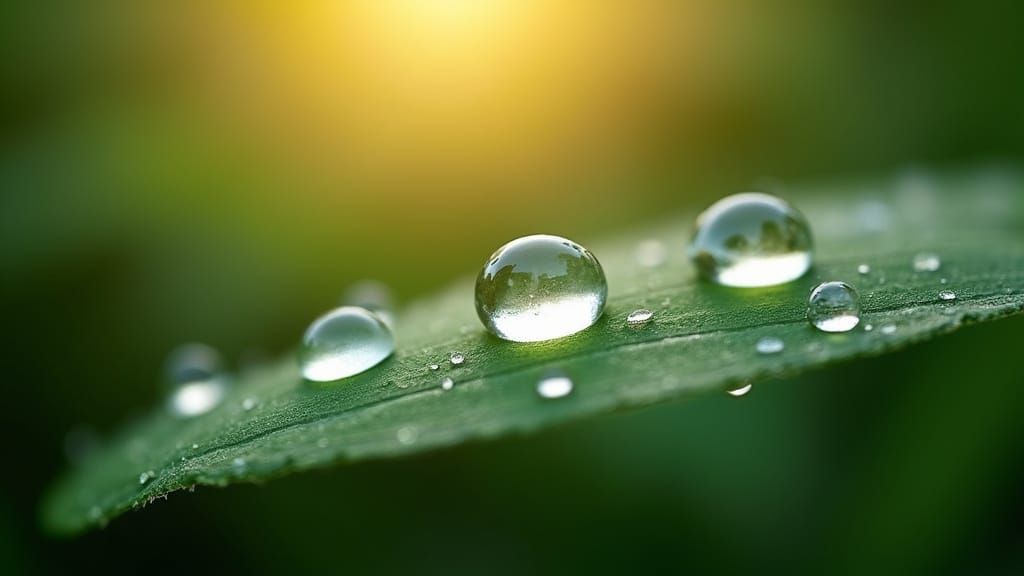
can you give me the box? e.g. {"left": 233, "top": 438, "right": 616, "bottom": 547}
{"left": 396, "top": 426, "right": 418, "bottom": 445}
{"left": 396, "top": 380, "right": 410, "bottom": 389}
{"left": 880, "top": 324, "right": 897, "bottom": 335}
{"left": 857, "top": 264, "right": 871, "bottom": 275}
{"left": 626, "top": 309, "right": 654, "bottom": 325}
{"left": 689, "top": 193, "right": 813, "bottom": 287}
{"left": 242, "top": 397, "right": 257, "bottom": 411}
{"left": 727, "top": 383, "right": 753, "bottom": 397}
{"left": 756, "top": 337, "right": 784, "bottom": 354}
{"left": 807, "top": 281, "right": 861, "bottom": 333}
{"left": 940, "top": 277, "right": 948, "bottom": 284}
{"left": 299, "top": 306, "right": 394, "bottom": 382}
{"left": 233, "top": 457, "right": 247, "bottom": 469}
{"left": 475, "top": 234, "right": 607, "bottom": 342}
{"left": 863, "top": 324, "right": 874, "bottom": 332}
{"left": 536, "top": 372, "right": 574, "bottom": 399}
{"left": 168, "top": 379, "right": 226, "bottom": 418}
{"left": 913, "top": 252, "right": 941, "bottom": 272}
{"left": 635, "top": 239, "right": 667, "bottom": 267}
{"left": 165, "top": 343, "right": 227, "bottom": 418}
{"left": 139, "top": 470, "right": 155, "bottom": 485}
{"left": 428, "top": 363, "right": 440, "bottom": 371}
{"left": 938, "top": 290, "right": 956, "bottom": 301}
{"left": 191, "top": 443, "right": 199, "bottom": 450}
{"left": 449, "top": 352, "right": 465, "bottom": 366}
{"left": 441, "top": 377, "right": 454, "bottom": 391}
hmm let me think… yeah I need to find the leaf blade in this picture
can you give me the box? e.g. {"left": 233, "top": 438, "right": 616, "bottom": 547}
{"left": 42, "top": 166, "right": 1024, "bottom": 535}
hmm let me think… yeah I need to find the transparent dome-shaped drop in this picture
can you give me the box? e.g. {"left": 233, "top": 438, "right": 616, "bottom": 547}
{"left": 299, "top": 306, "right": 394, "bottom": 382}
{"left": 165, "top": 343, "right": 227, "bottom": 418}
{"left": 689, "top": 193, "right": 813, "bottom": 287}
{"left": 807, "top": 281, "right": 861, "bottom": 333}
{"left": 475, "top": 234, "right": 607, "bottom": 342}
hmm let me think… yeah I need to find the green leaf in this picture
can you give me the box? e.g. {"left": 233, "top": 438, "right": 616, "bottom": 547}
{"left": 42, "top": 166, "right": 1024, "bottom": 535}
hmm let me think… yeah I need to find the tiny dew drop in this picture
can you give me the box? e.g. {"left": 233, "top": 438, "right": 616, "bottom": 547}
{"left": 475, "top": 234, "right": 607, "bottom": 342}
{"left": 299, "top": 306, "right": 394, "bottom": 382}
{"left": 396, "top": 426, "right": 418, "bottom": 445}
{"left": 428, "top": 364, "right": 440, "bottom": 371}
{"left": 689, "top": 193, "right": 813, "bottom": 287}
{"left": 626, "top": 309, "right": 654, "bottom": 325}
{"left": 807, "top": 281, "right": 861, "bottom": 333}
{"left": 913, "top": 252, "right": 941, "bottom": 272}
{"left": 441, "top": 377, "right": 454, "bottom": 391}
{"left": 938, "top": 290, "right": 957, "bottom": 301}
{"left": 536, "top": 372, "right": 574, "bottom": 399}
{"left": 727, "top": 383, "right": 753, "bottom": 397}
{"left": 756, "top": 337, "right": 784, "bottom": 355}
{"left": 857, "top": 264, "right": 871, "bottom": 275}
{"left": 864, "top": 323, "right": 874, "bottom": 332}
{"left": 449, "top": 352, "right": 465, "bottom": 366}
{"left": 139, "top": 470, "right": 155, "bottom": 485}
{"left": 635, "top": 239, "right": 667, "bottom": 268}
{"left": 880, "top": 324, "right": 897, "bottom": 335}
{"left": 242, "top": 397, "right": 257, "bottom": 411}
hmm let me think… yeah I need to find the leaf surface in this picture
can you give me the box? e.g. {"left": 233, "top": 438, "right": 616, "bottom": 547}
{"left": 42, "top": 167, "right": 1024, "bottom": 535}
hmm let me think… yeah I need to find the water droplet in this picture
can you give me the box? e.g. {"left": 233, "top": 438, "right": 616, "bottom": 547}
{"left": 863, "top": 324, "right": 874, "bottom": 332}
{"left": 233, "top": 457, "right": 247, "bottom": 469}
{"left": 913, "top": 252, "right": 941, "bottom": 272}
{"left": 857, "top": 264, "right": 871, "bottom": 275}
{"left": 165, "top": 343, "right": 227, "bottom": 418}
{"left": 241, "top": 397, "right": 257, "bottom": 411}
{"left": 396, "top": 426, "right": 418, "bottom": 445}
{"left": 428, "top": 364, "right": 440, "bottom": 371}
{"left": 938, "top": 290, "right": 956, "bottom": 301}
{"left": 807, "top": 281, "right": 861, "bottom": 333}
{"left": 139, "top": 470, "right": 155, "bottom": 485}
{"left": 880, "top": 324, "right": 897, "bottom": 335}
{"left": 299, "top": 306, "right": 394, "bottom": 382}
{"left": 191, "top": 443, "right": 199, "bottom": 450}
{"left": 168, "top": 379, "right": 226, "bottom": 418}
{"left": 635, "top": 239, "right": 667, "bottom": 267}
{"left": 475, "top": 234, "right": 608, "bottom": 342}
{"left": 449, "top": 352, "right": 465, "bottom": 366}
{"left": 536, "top": 372, "right": 574, "bottom": 399}
{"left": 727, "top": 383, "right": 753, "bottom": 397}
{"left": 441, "top": 377, "right": 454, "bottom": 391}
{"left": 689, "top": 193, "right": 813, "bottom": 287}
{"left": 940, "top": 277, "right": 948, "bottom": 284}
{"left": 756, "top": 337, "right": 784, "bottom": 354}
{"left": 626, "top": 309, "right": 654, "bottom": 325}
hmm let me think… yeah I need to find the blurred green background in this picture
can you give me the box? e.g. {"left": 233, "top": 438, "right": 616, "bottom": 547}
{"left": 2, "top": 0, "right": 1022, "bottom": 573}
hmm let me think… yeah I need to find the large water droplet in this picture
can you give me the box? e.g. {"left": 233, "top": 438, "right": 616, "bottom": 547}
{"left": 449, "top": 352, "right": 465, "bottom": 366}
{"left": 913, "top": 252, "right": 941, "bottom": 272}
{"left": 807, "top": 281, "right": 861, "bottom": 333}
{"left": 756, "top": 336, "right": 784, "bottom": 354}
{"left": 475, "top": 234, "right": 607, "bottom": 342}
{"left": 626, "top": 309, "right": 654, "bottom": 325}
{"left": 689, "top": 193, "right": 813, "bottom": 287}
{"left": 536, "top": 373, "right": 574, "bottom": 399}
{"left": 299, "top": 306, "right": 394, "bottom": 382}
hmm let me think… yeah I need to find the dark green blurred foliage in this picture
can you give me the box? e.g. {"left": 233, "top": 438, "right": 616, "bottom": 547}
{"left": 1, "top": 0, "right": 1022, "bottom": 573}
